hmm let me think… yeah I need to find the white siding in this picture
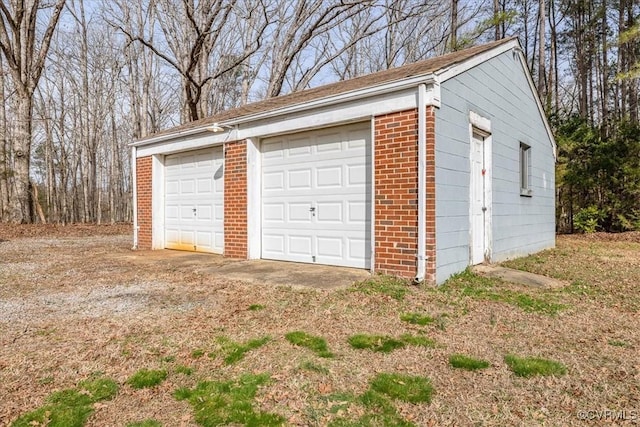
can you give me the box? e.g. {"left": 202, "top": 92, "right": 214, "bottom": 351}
{"left": 435, "top": 51, "right": 555, "bottom": 284}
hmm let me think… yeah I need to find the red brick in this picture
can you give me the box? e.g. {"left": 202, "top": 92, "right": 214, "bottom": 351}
{"left": 224, "top": 141, "right": 248, "bottom": 259}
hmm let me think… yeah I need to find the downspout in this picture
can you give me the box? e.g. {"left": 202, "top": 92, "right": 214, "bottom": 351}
{"left": 415, "top": 83, "right": 427, "bottom": 283}
{"left": 131, "top": 146, "right": 138, "bottom": 250}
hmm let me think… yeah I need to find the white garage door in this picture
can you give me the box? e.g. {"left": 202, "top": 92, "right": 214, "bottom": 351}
{"left": 164, "top": 147, "right": 224, "bottom": 253}
{"left": 262, "top": 123, "right": 371, "bottom": 268}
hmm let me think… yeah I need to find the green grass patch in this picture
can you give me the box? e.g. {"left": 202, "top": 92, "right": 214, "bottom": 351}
{"left": 174, "top": 373, "right": 285, "bottom": 426}
{"left": 504, "top": 354, "right": 567, "bottom": 377}
{"left": 326, "top": 389, "right": 416, "bottom": 426}
{"left": 608, "top": 339, "right": 631, "bottom": 348}
{"left": 369, "top": 373, "right": 434, "bottom": 404}
{"left": 209, "top": 336, "right": 271, "bottom": 365}
{"left": 127, "top": 369, "right": 168, "bottom": 389}
{"left": 349, "top": 333, "right": 435, "bottom": 352}
{"left": 449, "top": 354, "right": 490, "bottom": 371}
{"left": 11, "top": 377, "right": 118, "bottom": 427}
{"left": 400, "top": 312, "right": 434, "bottom": 326}
{"left": 399, "top": 334, "right": 436, "bottom": 348}
{"left": 561, "top": 280, "right": 599, "bottom": 297}
{"left": 442, "top": 269, "right": 565, "bottom": 315}
{"left": 351, "top": 275, "right": 410, "bottom": 301}
{"left": 285, "top": 331, "right": 333, "bottom": 358}
{"left": 191, "top": 349, "right": 205, "bottom": 358}
{"left": 126, "top": 420, "right": 162, "bottom": 427}
{"left": 348, "top": 334, "right": 405, "bottom": 353}
{"left": 248, "top": 304, "right": 265, "bottom": 311}
{"left": 175, "top": 365, "right": 193, "bottom": 375}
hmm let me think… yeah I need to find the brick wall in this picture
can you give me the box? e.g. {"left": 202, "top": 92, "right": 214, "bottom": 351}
{"left": 224, "top": 141, "right": 248, "bottom": 258}
{"left": 373, "top": 108, "right": 436, "bottom": 282}
{"left": 136, "top": 156, "right": 152, "bottom": 249}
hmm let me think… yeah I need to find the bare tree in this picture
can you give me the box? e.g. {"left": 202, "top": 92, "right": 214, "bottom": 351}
{"left": 0, "top": 0, "right": 66, "bottom": 223}
{"left": 116, "top": 0, "right": 269, "bottom": 122}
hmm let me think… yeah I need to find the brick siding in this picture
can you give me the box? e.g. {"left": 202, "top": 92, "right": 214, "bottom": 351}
{"left": 136, "top": 156, "right": 152, "bottom": 249}
{"left": 223, "top": 141, "right": 248, "bottom": 258}
{"left": 373, "top": 108, "right": 436, "bottom": 282}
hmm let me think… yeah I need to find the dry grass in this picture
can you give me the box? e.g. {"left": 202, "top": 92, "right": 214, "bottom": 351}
{"left": 1, "top": 227, "right": 639, "bottom": 426}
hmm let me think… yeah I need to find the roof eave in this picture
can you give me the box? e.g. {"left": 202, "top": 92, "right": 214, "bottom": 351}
{"left": 130, "top": 74, "right": 437, "bottom": 147}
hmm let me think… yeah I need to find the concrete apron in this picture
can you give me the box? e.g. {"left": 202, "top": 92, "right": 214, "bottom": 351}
{"left": 209, "top": 259, "right": 371, "bottom": 290}
{"left": 472, "top": 264, "right": 567, "bottom": 289}
{"left": 126, "top": 249, "right": 371, "bottom": 289}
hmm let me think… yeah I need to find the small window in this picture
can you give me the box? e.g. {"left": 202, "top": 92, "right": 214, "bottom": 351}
{"left": 520, "top": 143, "right": 532, "bottom": 196}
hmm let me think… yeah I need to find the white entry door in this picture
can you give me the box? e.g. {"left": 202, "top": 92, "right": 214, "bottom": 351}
{"left": 164, "top": 147, "right": 224, "bottom": 253}
{"left": 470, "top": 132, "right": 489, "bottom": 264}
{"left": 261, "top": 123, "right": 371, "bottom": 268}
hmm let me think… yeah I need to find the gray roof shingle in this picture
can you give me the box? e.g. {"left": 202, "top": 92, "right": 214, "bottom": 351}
{"left": 137, "top": 37, "right": 516, "bottom": 142}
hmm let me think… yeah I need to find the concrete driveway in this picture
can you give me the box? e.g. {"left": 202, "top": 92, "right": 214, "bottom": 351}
{"left": 119, "top": 249, "right": 371, "bottom": 289}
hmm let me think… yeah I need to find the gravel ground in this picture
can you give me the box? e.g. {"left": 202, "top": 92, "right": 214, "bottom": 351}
{"left": 0, "top": 226, "right": 639, "bottom": 426}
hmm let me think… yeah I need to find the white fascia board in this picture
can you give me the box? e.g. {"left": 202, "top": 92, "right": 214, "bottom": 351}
{"left": 136, "top": 86, "right": 430, "bottom": 157}
{"left": 133, "top": 75, "right": 436, "bottom": 155}
{"left": 136, "top": 130, "right": 234, "bottom": 158}
{"left": 231, "top": 75, "right": 435, "bottom": 126}
{"left": 436, "top": 39, "right": 520, "bottom": 83}
{"left": 235, "top": 87, "right": 420, "bottom": 140}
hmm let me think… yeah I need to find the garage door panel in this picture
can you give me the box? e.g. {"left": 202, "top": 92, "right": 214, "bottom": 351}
{"left": 197, "top": 177, "right": 213, "bottom": 194}
{"left": 262, "top": 123, "right": 371, "bottom": 268}
{"left": 213, "top": 203, "right": 224, "bottom": 222}
{"left": 263, "top": 203, "right": 285, "bottom": 222}
{"left": 263, "top": 234, "right": 285, "bottom": 254}
{"left": 316, "top": 202, "right": 342, "bottom": 223}
{"left": 165, "top": 147, "right": 223, "bottom": 254}
{"left": 347, "top": 130, "right": 367, "bottom": 149}
{"left": 288, "top": 169, "right": 312, "bottom": 189}
{"left": 347, "top": 164, "right": 367, "bottom": 186}
{"left": 347, "top": 201, "right": 368, "bottom": 223}
{"left": 263, "top": 171, "right": 284, "bottom": 191}
{"left": 316, "top": 237, "right": 343, "bottom": 258}
{"left": 316, "top": 166, "right": 342, "bottom": 188}
{"left": 180, "top": 179, "right": 196, "bottom": 194}
{"left": 288, "top": 203, "right": 312, "bottom": 222}
{"left": 196, "top": 204, "right": 212, "bottom": 220}
{"left": 196, "top": 231, "right": 213, "bottom": 249}
{"left": 348, "top": 238, "right": 367, "bottom": 260}
{"left": 289, "top": 235, "right": 312, "bottom": 255}
{"left": 179, "top": 206, "right": 195, "bottom": 221}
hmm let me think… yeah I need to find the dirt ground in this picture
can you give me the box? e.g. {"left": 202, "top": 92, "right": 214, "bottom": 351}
{"left": 0, "top": 226, "right": 639, "bottom": 426}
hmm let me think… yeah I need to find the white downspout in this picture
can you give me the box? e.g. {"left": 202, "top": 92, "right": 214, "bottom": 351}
{"left": 415, "top": 83, "right": 427, "bottom": 283}
{"left": 131, "top": 146, "right": 138, "bottom": 250}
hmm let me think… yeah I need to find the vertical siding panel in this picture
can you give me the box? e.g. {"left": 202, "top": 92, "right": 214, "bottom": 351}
{"left": 435, "top": 51, "right": 555, "bottom": 284}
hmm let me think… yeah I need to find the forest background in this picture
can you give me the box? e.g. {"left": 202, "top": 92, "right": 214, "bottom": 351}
{"left": 0, "top": 0, "right": 638, "bottom": 233}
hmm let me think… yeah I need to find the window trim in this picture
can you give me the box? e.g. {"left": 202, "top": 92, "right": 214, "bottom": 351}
{"left": 520, "top": 142, "right": 532, "bottom": 197}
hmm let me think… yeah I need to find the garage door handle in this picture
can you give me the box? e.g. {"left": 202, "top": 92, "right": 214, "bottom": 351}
{"left": 192, "top": 208, "right": 197, "bottom": 216}
{"left": 309, "top": 207, "right": 316, "bottom": 217}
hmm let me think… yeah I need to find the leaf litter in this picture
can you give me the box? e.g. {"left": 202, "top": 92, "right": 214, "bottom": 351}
{"left": 0, "top": 226, "right": 638, "bottom": 426}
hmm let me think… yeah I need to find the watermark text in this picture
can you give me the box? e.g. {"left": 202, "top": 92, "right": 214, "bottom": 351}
{"left": 577, "top": 409, "right": 638, "bottom": 421}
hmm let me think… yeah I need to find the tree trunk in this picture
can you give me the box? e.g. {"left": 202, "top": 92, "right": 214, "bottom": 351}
{"left": 494, "top": 0, "right": 501, "bottom": 41}
{"left": 450, "top": 0, "right": 458, "bottom": 51}
{"left": 537, "top": 0, "right": 546, "bottom": 101}
{"left": 11, "top": 94, "right": 34, "bottom": 223}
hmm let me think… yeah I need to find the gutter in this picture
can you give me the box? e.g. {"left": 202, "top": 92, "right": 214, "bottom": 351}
{"left": 131, "top": 146, "right": 138, "bottom": 250}
{"left": 415, "top": 83, "right": 427, "bottom": 283}
{"left": 130, "top": 75, "right": 436, "bottom": 149}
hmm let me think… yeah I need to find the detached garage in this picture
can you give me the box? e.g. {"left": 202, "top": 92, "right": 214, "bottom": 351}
{"left": 132, "top": 37, "right": 556, "bottom": 284}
